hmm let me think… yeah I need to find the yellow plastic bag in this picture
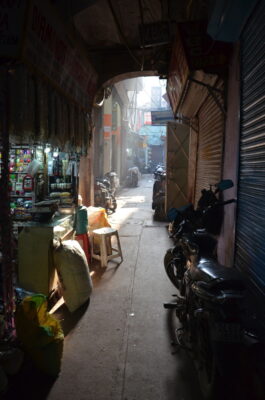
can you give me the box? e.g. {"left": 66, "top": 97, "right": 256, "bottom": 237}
{"left": 87, "top": 207, "right": 111, "bottom": 251}
{"left": 15, "top": 294, "right": 64, "bottom": 377}
{"left": 87, "top": 206, "right": 110, "bottom": 231}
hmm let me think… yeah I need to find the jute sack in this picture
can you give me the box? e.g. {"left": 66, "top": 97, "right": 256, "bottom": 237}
{"left": 53, "top": 240, "right": 93, "bottom": 312}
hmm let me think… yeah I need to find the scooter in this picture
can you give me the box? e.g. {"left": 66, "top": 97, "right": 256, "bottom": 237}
{"left": 164, "top": 180, "right": 261, "bottom": 400}
{"left": 126, "top": 167, "right": 139, "bottom": 187}
{"left": 104, "top": 171, "right": 119, "bottom": 197}
{"left": 152, "top": 167, "right": 166, "bottom": 220}
{"left": 94, "top": 176, "right": 117, "bottom": 213}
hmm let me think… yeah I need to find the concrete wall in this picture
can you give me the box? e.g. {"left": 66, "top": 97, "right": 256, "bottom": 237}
{"left": 103, "top": 97, "right": 112, "bottom": 174}
{"left": 217, "top": 44, "right": 240, "bottom": 267}
{"left": 115, "top": 104, "right": 122, "bottom": 177}
{"left": 93, "top": 107, "right": 104, "bottom": 179}
{"left": 79, "top": 149, "right": 93, "bottom": 206}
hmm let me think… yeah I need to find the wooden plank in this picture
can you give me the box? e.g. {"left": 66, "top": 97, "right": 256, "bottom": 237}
{"left": 166, "top": 122, "right": 190, "bottom": 211}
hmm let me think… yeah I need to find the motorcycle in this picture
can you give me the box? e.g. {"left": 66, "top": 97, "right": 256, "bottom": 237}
{"left": 164, "top": 180, "right": 261, "bottom": 399}
{"left": 94, "top": 175, "right": 117, "bottom": 213}
{"left": 152, "top": 166, "right": 166, "bottom": 220}
{"left": 126, "top": 166, "right": 140, "bottom": 187}
{"left": 104, "top": 171, "right": 119, "bottom": 197}
{"left": 153, "top": 164, "right": 165, "bottom": 179}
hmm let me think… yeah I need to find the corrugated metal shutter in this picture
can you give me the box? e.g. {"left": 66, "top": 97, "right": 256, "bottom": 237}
{"left": 235, "top": 0, "right": 265, "bottom": 304}
{"left": 194, "top": 80, "right": 225, "bottom": 204}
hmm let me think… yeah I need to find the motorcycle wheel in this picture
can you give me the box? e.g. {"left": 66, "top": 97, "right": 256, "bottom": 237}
{"left": 195, "top": 319, "right": 237, "bottom": 400}
{"left": 196, "top": 319, "right": 220, "bottom": 400}
{"left": 111, "top": 196, "right": 117, "bottom": 211}
{"left": 164, "top": 248, "right": 185, "bottom": 295}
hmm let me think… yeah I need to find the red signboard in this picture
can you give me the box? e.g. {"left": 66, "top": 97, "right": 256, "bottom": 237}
{"left": 22, "top": 0, "right": 98, "bottom": 110}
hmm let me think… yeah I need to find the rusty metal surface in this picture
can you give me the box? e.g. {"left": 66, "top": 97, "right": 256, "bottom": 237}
{"left": 194, "top": 79, "right": 225, "bottom": 205}
{"left": 166, "top": 121, "right": 190, "bottom": 211}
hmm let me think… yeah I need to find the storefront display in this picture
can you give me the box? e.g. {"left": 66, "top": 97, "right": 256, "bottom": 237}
{"left": 1, "top": 145, "right": 79, "bottom": 224}
{"left": 8, "top": 147, "right": 77, "bottom": 295}
{"left": 47, "top": 151, "right": 79, "bottom": 213}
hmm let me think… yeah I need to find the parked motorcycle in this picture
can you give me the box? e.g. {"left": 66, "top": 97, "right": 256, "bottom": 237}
{"left": 104, "top": 171, "right": 119, "bottom": 197}
{"left": 164, "top": 180, "right": 261, "bottom": 399}
{"left": 152, "top": 166, "right": 166, "bottom": 220}
{"left": 153, "top": 163, "right": 165, "bottom": 179}
{"left": 94, "top": 175, "right": 117, "bottom": 213}
{"left": 126, "top": 166, "right": 140, "bottom": 187}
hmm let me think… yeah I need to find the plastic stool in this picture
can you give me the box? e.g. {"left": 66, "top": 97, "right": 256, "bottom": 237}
{"left": 75, "top": 233, "right": 91, "bottom": 264}
{"left": 91, "top": 227, "right": 123, "bottom": 268}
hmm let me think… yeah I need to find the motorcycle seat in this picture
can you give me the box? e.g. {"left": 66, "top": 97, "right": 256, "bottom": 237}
{"left": 177, "top": 203, "right": 194, "bottom": 215}
{"left": 189, "top": 258, "right": 245, "bottom": 291}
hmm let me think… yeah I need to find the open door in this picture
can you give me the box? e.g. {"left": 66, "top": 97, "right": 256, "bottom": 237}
{"left": 166, "top": 122, "right": 190, "bottom": 212}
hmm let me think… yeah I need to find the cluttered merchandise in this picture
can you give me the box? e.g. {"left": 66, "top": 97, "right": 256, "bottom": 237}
{"left": 0, "top": 144, "right": 98, "bottom": 391}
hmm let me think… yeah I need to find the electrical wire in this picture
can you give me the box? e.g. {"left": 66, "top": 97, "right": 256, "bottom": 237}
{"left": 107, "top": 0, "right": 142, "bottom": 68}
{"left": 142, "top": 0, "right": 157, "bottom": 22}
{"left": 138, "top": 82, "right": 167, "bottom": 108}
{"left": 138, "top": 0, "right": 145, "bottom": 71}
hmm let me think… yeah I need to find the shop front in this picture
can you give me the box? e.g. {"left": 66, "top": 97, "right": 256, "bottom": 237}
{"left": 166, "top": 21, "right": 229, "bottom": 209}
{"left": 234, "top": 0, "right": 265, "bottom": 330}
{"left": 0, "top": 0, "right": 98, "bottom": 335}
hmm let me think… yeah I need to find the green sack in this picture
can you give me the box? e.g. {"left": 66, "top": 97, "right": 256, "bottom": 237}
{"left": 15, "top": 294, "right": 64, "bottom": 377}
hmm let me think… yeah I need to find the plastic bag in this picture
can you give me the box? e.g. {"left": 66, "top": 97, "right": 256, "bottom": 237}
{"left": 53, "top": 240, "right": 93, "bottom": 312}
{"left": 15, "top": 294, "right": 64, "bottom": 377}
{"left": 26, "top": 159, "right": 41, "bottom": 176}
{"left": 87, "top": 206, "right": 110, "bottom": 231}
{"left": 87, "top": 206, "right": 111, "bottom": 250}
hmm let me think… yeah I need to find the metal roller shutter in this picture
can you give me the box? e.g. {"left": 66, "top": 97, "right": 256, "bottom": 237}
{"left": 194, "top": 80, "right": 225, "bottom": 205}
{"left": 235, "top": 0, "right": 265, "bottom": 303}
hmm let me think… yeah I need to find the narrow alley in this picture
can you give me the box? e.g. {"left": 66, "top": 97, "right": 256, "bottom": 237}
{"left": 5, "top": 175, "right": 203, "bottom": 400}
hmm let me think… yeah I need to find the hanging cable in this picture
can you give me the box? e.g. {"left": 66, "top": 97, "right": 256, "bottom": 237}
{"left": 107, "top": 0, "right": 142, "bottom": 68}
{"left": 138, "top": 0, "right": 145, "bottom": 71}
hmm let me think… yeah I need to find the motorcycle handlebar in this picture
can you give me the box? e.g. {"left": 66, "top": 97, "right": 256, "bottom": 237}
{"left": 203, "top": 198, "right": 236, "bottom": 214}
{"left": 218, "top": 198, "right": 236, "bottom": 206}
{"left": 171, "top": 199, "right": 236, "bottom": 238}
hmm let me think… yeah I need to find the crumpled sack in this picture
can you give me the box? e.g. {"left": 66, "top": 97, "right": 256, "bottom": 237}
{"left": 15, "top": 294, "right": 64, "bottom": 377}
{"left": 53, "top": 240, "right": 93, "bottom": 312}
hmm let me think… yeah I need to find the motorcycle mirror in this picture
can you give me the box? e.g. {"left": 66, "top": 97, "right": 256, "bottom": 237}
{"left": 215, "top": 179, "right": 234, "bottom": 193}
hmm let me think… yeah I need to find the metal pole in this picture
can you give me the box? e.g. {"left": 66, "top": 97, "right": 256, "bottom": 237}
{"left": 0, "top": 67, "right": 15, "bottom": 338}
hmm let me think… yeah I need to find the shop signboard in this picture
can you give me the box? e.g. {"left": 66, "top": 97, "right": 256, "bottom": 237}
{"left": 21, "top": 0, "right": 98, "bottom": 110}
{"left": 151, "top": 109, "right": 174, "bottom": 125}
{"left": 0, "top": 0, "right": 27, "bottom": 58}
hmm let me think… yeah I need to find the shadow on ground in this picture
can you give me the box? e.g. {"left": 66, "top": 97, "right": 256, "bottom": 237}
{"left": 164, "top": 306, "right": 204, "bottom": 400}
{"left": 53, "top": 299, "right": 90, "bottom": 337}
{"left": 4, "top": 356, "right": 57, "bottom": 400}
{"left": 3, "top": 300, "right": 90, "bottom": 399}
